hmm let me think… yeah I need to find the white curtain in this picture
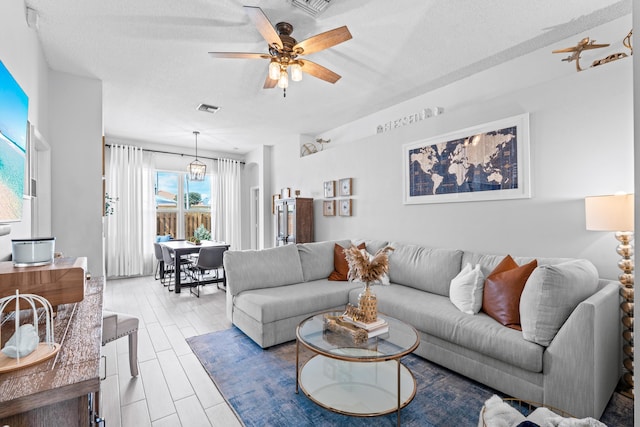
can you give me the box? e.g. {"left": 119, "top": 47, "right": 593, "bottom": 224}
{"left": 106, "top": 144, "right": 156, "bottom": 277}
{"left": 214, "top": 158, "right": 242, "bottom": 250}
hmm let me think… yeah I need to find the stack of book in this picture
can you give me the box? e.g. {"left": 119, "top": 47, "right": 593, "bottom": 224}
{"left": 340, "top": 315, "right": 389, "bottom": 338}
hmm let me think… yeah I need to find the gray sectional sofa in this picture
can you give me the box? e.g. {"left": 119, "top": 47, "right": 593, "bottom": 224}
{"left": 223, "top": 239, "right": 620, "bottom": 419}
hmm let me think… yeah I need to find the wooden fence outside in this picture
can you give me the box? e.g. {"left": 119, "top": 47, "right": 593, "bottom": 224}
{"left": 156, "top": 211, "right": 212, "bottom": 239}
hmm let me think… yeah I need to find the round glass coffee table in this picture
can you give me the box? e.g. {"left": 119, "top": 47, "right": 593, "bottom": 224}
{"left": 296, "top": 311, "right": 419, "bottom": 426}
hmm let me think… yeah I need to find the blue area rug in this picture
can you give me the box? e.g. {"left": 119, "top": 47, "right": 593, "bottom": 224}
{"left": 187, "top": 327, "right": 633, "bottom": 427}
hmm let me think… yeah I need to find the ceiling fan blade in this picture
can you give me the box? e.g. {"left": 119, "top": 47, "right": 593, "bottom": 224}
{"left": 208, "top": 52, "right": 271, "bottom": 59}
{"left": 298, "top": 59, "right": 341, "bottom": 84}
{"left": 263, "top": 75, "right": 277, "bottom": 89}
{"left": 243, "top": 6, "right": 283, "bottom": 49}
{"left": 294, "top": 26, "right": 352, "bottom": 55}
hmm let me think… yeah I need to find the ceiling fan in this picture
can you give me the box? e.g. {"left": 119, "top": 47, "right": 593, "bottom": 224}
{"left": 209, "top": 6, "right": 352, "bottom": 95}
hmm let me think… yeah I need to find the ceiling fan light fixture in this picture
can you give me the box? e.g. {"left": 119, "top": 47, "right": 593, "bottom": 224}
{"left": 290, "top": 62, "right": 303, "bottom": 82}
{"left": 278, "top": 69, "right": 289, "bottom": 88}
{"left": 268, "top": 60, "right": 281, "bottom": 80}
{"left": 210, "top": 6, "right": 351, "bottom": 93}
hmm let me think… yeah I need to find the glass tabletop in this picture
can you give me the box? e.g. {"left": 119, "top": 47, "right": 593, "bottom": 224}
{"left": 296, "top": 311, "right": 419, "bottom": 361}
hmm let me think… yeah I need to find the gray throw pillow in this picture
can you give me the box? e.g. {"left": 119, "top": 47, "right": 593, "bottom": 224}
{"left": 298, "top": 240, "right": 350, "bottom": 282}
{"left": 520, "top": 259, "right": 599, "bottom": 346}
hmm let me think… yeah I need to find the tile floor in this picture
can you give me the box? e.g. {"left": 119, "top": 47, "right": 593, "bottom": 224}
{"left": 101, "top": 274, "right": 242, "bottom": 427}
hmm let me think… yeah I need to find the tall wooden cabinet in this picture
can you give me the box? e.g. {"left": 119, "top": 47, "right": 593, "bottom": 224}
{"left": 275, "top": 197, "right": 313, "bottom": 246}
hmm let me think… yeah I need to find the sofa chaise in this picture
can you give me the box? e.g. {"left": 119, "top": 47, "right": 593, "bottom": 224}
{"left": 223, "top": 239, "right": 620, "bottom": 419}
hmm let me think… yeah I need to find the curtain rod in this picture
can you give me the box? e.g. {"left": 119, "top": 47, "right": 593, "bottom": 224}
{"left": 104, "top": 143, "right": 245, "bottom": 165}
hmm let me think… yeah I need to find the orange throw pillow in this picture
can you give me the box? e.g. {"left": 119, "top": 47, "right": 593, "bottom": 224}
{"left": 482, "top": 255, "right": 537, "bottom": 330}
{"left": 328, "top": 243, "right": 365, "bottom": 281}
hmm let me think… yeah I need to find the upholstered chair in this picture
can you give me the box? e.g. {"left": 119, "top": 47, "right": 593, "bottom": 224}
{"left": 102, "top": 310, "right": 139, "bottom": 377}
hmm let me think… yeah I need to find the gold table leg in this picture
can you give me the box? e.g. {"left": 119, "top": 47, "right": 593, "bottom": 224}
{"left": 397, "top": 359, "right": 401, "bottom": 427}
{"left": 295, "top": 338, "right": 300, "bottom": 394}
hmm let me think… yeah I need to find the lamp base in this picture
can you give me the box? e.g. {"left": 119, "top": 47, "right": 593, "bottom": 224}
{"left": 618, "top": 378, "right": 634, "bottom": 399}
{"left": 616, "top": 231, "right": 634, "bottom": 399}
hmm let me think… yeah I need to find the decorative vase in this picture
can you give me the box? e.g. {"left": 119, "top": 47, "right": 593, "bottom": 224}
{"left": 358, "top": 282, "right": 378, "bottom": 323}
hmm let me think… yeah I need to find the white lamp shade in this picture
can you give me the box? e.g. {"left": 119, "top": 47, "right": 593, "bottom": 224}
{"left": 585, "top": 194, "right": 634, "bottom": 231}
{"left": 277, "top": 69, "right": 288, "bottom": 88}
{"left": 268, "top": 61, "right": 280, "bottom": 80}
{"left": 291, "top": 63, "right": 302, "bottom": 82}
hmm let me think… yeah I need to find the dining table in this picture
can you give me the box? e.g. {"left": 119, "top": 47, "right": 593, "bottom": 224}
{"left": 160, "top": 240, "right": 229, "bottom": 293}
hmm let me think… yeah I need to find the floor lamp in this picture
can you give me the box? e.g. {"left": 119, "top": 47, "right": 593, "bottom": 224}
{"left": 585, "top": 193, "right": 635, "bottom": 398}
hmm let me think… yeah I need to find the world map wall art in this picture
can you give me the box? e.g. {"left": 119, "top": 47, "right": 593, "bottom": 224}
{"left": 403, "top": 114, "right": 530, "bottom": 204}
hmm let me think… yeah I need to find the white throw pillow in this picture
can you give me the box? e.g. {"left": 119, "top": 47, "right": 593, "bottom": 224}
{"left": 520, "top": 259, "right": 599, "bottom": 346}
{"left": 449, "top": 263, "right": 484, "bottom": 314}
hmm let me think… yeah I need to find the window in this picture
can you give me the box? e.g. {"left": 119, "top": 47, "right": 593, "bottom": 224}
{"left": 155, "top": 171, "right": 212, "bottom": 239}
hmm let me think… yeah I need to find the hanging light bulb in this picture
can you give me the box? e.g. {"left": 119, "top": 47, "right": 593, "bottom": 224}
{"left": 290, "top": 62, "right": 302, "bottom": 82}
{"left": 268, "top": 60, "right": 280, "bottom": 80}
{"left": 278, "top": 69, "right": 289, "bottom": 88}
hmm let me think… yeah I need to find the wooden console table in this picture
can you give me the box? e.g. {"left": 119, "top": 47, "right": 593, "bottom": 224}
{"left": 0, "top": 278, "right": 103, "bottom": 426}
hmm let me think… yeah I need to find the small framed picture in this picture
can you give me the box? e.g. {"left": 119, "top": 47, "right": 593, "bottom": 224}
{"left": 324, "top": 180, "right": 336, "bottom": 198}
{"left": 323, "top": 200, "right": 336, "bottom": 216}
{"left": 339, "top": 178, "right": 352, "bottom": 196}
{"left": 339, "top": 199, "right": 352, "bottom": 216}
{"left": 281, "top": 187, "right": 291, "bottom": 199}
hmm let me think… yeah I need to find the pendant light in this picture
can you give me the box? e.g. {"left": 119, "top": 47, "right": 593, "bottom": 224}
{"left": 188, "top": 131, "right": 206, "bottom": 181}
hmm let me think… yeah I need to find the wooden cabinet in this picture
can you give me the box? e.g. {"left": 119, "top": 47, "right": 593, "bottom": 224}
{"left": 275, "top": 197, "right": 313, "bottom": 246}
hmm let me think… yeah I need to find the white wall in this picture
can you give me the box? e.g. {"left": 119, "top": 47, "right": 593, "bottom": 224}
{"left": 270, "top": 18, "right": 633, "bottom": 281}
{"left": 49, "top": 71, "right": 103, "bottom": 275}
{"left": 244, "top": 144, "right": 275, "bottom": 249}
{"left": 0, "top": 0, "right": 50, "bottom": 260}
{"left": 0, "top": 2, "right": 102, "bottom": 277}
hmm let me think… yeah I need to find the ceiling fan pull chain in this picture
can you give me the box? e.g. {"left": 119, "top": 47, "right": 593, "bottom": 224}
{"left": 283, "top": 88, "right": 287, "bottom": 98}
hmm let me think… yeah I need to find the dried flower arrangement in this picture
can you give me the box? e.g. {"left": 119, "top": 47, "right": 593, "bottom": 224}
{"left": 344, "top": 245, "right": 394, "bottom": 285}
{"left": 343, "top": 245, "right": 394, "bottom": 323}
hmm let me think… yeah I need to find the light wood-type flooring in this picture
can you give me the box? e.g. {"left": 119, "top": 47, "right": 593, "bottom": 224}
{"left": 101, "top": 274, "right": 242, "bottom": 427}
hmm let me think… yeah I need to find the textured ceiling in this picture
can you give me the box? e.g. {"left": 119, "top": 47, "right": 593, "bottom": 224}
{"left": 24, "top": 0, "right": 631, "bottom": 154}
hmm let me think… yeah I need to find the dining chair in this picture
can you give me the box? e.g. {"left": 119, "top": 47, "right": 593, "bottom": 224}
{"left": 161, "top": 245, "right": 193, "bottom": 292}
{"left": 188, "top": 246, "right": 227, "bottom": 297}
{"left": 161, "top": 245, "right": 178, "bottom": 291}
{"left": 153, "top": 243, "right": 164, "bottom": 280}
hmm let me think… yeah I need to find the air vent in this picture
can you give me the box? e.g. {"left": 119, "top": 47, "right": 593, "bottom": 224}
{"left": 197, "top": 103, "right": 220, "bottom": 114}
{"left": 290, "top": 0, "right": 332, "bottom": 17}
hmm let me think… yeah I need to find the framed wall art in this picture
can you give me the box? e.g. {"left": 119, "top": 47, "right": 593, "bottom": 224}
{"left": 402, "top": 113, "right": 530, "bottom": 204}
{"left": 339, "top": 199, "right": 352, "bottom": 216}
{"left": 323, "top": 200, "right": 336, "bottom": 216}
{"left": 323, "top": 180, "right": 335, "bottom": 198}
{"left": 339, "top": 178, "right": 352, "bottom": 196}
